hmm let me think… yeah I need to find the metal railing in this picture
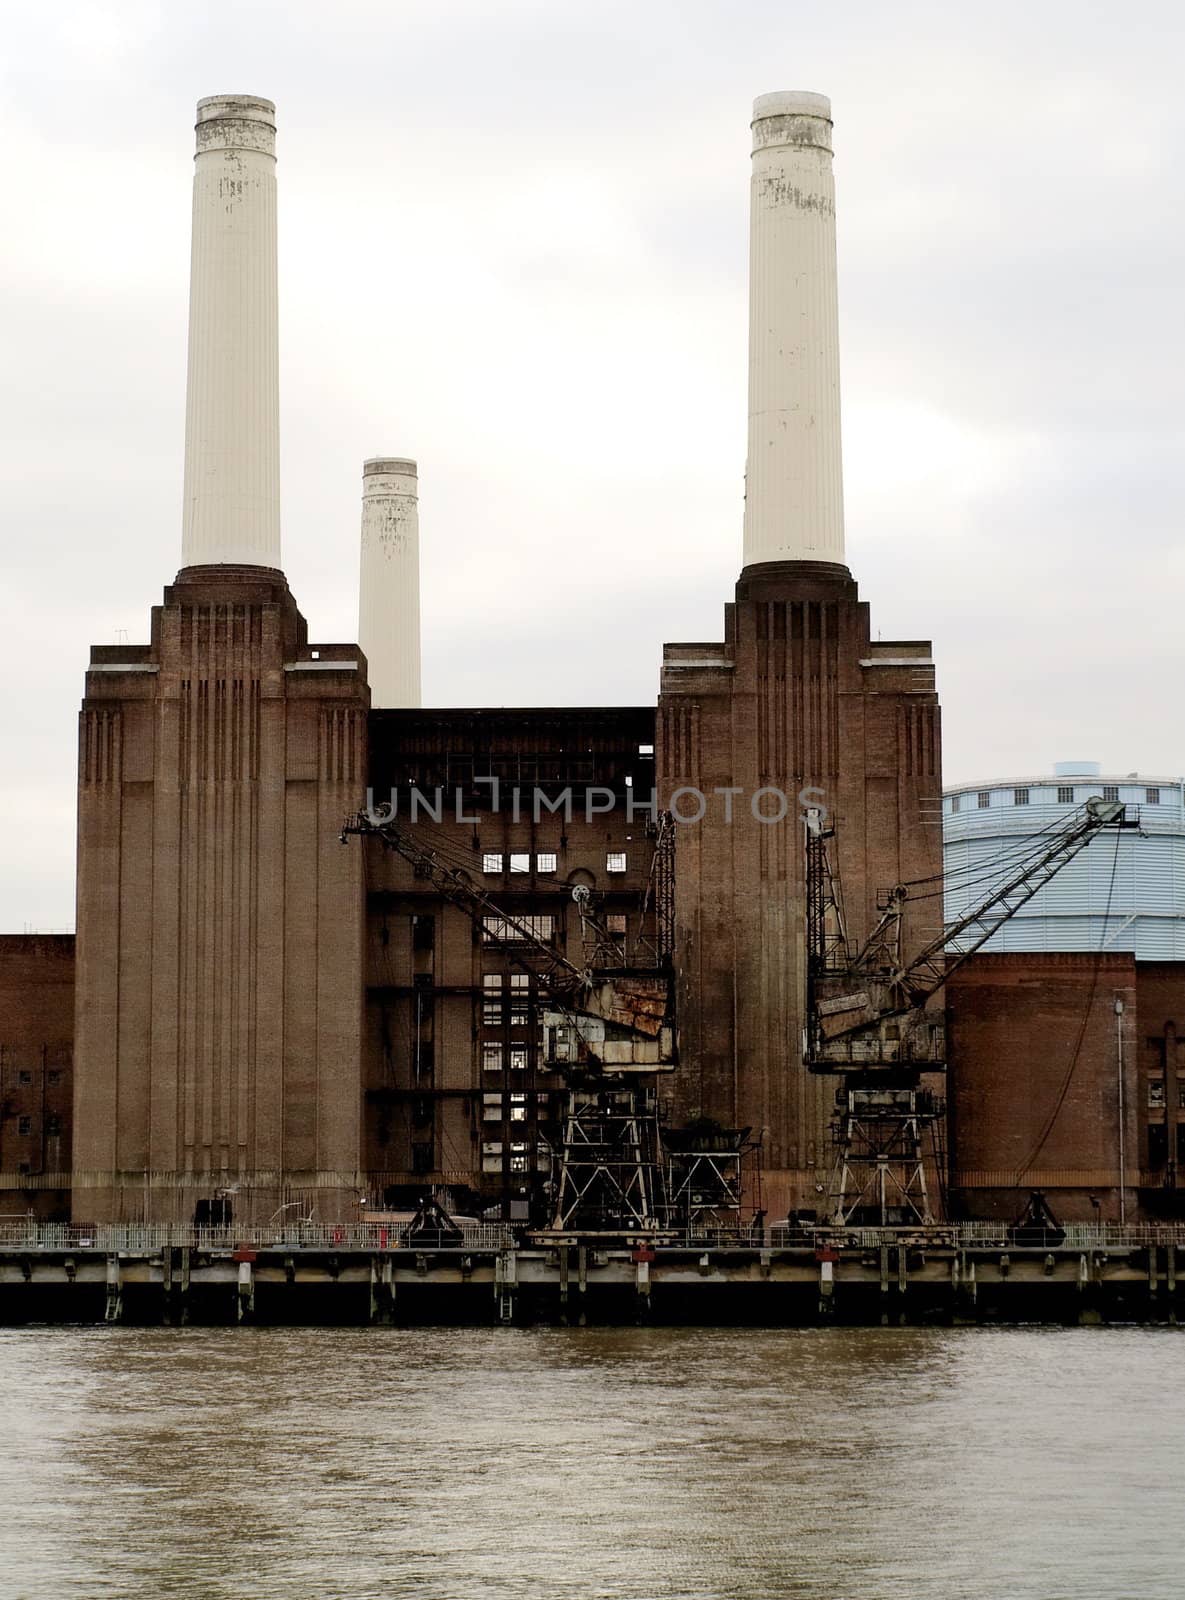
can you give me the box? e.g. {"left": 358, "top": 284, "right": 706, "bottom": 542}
{"left": 2, "top": 1218, "right": 1184, "bottom": 1256}
{"left": 0, "top": 1221, "right": 515, "bottom": 1254}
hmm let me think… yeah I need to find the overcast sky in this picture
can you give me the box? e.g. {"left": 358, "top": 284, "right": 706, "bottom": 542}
{"left": 2, "top": 0, "right": 1183, "bottom": 930}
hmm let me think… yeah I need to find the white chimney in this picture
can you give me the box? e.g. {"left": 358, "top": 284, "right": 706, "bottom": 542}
{"left": 181, "top": 95, "right": 281, "bottom": 569}
{"left": 358, "top": 458, "right": 422, "bottom": 707}
{"left": 742, "top": 92, "right": 845, "bottom": 570}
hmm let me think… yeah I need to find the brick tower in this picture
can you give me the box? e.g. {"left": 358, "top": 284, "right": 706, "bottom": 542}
{"left": 73, "top": 98, "right": 368, "bottom": 1222}
{"left": 658, "top": 95, "right": 942, "bottom": 1219}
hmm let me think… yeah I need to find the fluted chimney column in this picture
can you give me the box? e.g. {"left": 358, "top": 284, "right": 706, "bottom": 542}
{"left": 742, "top": 92, "right": 845, "bottom": 569}
{"left": 358, "top": 458, "right": 422, "bottom": 707}
{"left": 181, "top": 95, "right": 281, "bottom": 569}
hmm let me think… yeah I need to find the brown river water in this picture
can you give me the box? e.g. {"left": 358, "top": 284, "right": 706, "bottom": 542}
{"left": 0, "top": 1325, "right": 1180, "bottom": 1598}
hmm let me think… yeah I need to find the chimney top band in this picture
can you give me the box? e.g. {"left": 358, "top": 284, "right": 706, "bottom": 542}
{"left": 195, "top": 95, "right": 276, "bottom": 157}
{"left": 751, "top": 91, "right": 833, "bottom": 155}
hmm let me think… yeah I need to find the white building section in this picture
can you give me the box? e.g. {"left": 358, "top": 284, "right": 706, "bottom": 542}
{"left": 181, "top": 96, "right": 281, "bottom": 569}
{"left": 742, "top": 92, "right": 845, "bottom": 570}
{"left": 358, "top": 458, "right": 422, "bottom": 708}
{"left": 944, "top": 762, "right": 1185, "bottom": 958}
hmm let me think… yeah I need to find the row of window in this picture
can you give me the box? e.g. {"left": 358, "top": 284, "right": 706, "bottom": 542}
{"left": 11, "top": 1115, "right": 63, "bottom": 1136}
{"left": 482, "top": 973, "right": 531, "bottom": 1025}
{"left": 482, "top": 852, "right": 557, "bottom": 874}
{"left": 482, "top": 851, "right": 628, "bottom": 874}
{"left": 482, "top": 1140, "right": 550, "bottom": 1174}
{"left": 6, "top": 1069, "right": 65, "bottom": 1087}
{"left": 482, "top": 1042, "right": 530, "bottom": 1072}
{"left": 951, "top": 785, "right": 1160, "bottom": 813}
{"left": 1147, "top": 1079, "right": 1185, "bottom": 1108}
{"left": 482, "top": 1091, "right": 550, "bottom": 1122}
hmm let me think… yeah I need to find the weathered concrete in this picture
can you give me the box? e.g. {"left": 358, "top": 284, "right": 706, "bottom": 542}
{"left": 182, "top": 95, "right": 281, "bottom": 569}
{"left": 358, "top": 459, "right": 421, "bottom": 708}
{"left": 744, "top": 92, "right": 844, "bottom": 568}
{"left": 3, "top": 1232, "right": 1181, "bottom": 1327}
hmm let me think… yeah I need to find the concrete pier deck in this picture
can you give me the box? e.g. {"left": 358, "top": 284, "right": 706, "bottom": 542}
{"left": 1, "top": 1223, "right": 1183, "bottom": 1326}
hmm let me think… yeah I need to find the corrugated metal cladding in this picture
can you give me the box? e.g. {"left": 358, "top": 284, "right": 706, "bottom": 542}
{"left": 942, "top": 772, "right": 1185, "bottom": 958}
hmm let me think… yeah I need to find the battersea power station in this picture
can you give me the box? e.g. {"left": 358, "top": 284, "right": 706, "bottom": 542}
{"left": 3, "top": 90, "right": 1183, "bottom": 1246}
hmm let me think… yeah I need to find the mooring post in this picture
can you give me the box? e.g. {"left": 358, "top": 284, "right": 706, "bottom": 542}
{"left": 576, "top": 1244, "right": 588, "bottom": 1326}
{"left": 161, "top": 1244, "right": 173, "bottom": 1325}
{"left": 896, "top": 1243, "right": 908, "bottom": 1324}
{"left": 817, "top": 1245, "right": 836, "bottom": 1319}
{"left": 236, "top": 1258, "right": 254, "bottom": 1323}
{"left": 495, "top": 1248, "right": 516, "bottom": 1323}
{"left": 634, "top": 1245, "right": 654, "bottom": 1323}
{"left": 557, "top": 1245, "right": 571, "bottom": 1323}
{"left": 104, "top": 1254, "right": 123, "bottom": 1324}
{"left": 370, "top": 1255, "right": 394, "bottom": 1325}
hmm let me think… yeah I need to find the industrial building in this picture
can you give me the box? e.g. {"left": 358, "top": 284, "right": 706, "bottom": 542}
{"left": 944, "top": 762, "right": 1185, "bottom": 956}
{"left": 1, "top": 88, "right": 1182, "bottom": 1254}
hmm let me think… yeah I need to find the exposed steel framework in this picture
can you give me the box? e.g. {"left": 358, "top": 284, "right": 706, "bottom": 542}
{"left": 806, "top": 800, "right": 1136, "bottom": 1225}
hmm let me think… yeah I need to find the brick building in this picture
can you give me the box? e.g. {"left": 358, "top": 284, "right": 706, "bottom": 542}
{"left": 948, "top": 953, "right": 1185, "bottom": 1222}
{"left": 0, "top": 936, "right": 73, "bottom": 1217}
{"left": 3, "top": 91, "right": 1174, "bottom": 1231}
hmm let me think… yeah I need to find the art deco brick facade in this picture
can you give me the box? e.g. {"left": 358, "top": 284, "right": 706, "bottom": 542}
{"left": 658, "top": 562, "right": 942, "bottom": 1219}
{"left": 948, "top": 952, "right": 1185, "bottom": 1222}
{"left": 73, "top": 566, "right": 367, "bottom": 1220}
{"left": 0, "top": 935, "right": 73, "bottom": 1217}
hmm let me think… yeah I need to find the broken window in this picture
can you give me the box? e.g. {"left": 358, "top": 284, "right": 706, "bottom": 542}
{"left": 510, "top": 973, "right": 529, "bottom": 1025}
{"left": 536, "top": 852, "right": 557, "bottom": 873}
{"left": 482, "top": 974, "right": 503, "bottom": 1025}
{"left": 17, "top": 1071, "right": 31, "bottom": 1086}
{"left": 509, "top": 1093, "right": 528, "bottom": 1123}
{"left": 1148, "top": 1079, "right": 1166, "bottom": 1107}
{"left": 482, "top": 853, "right": 503, "bottom": 874}
{"left": 482, "top": 1042, "right": 504, "bottom": 1073}
{"left": 483, "top": 915, "right": 554, "bottom": 943}
{"left": 606, "top": 852, "right": 627, "bottom": 873}
{"left": 509, "top": 852, "right": 530, "bottom": 874}
{"left": 509, "top": 1045, "right": 528, "bottom": 1072}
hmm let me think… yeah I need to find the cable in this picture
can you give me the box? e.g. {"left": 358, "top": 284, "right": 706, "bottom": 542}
{"left": 1010, "top": 824, "right": 1125, "bottom": 1189}
{"left": 900, "top": 821, "right": 1069, "bottom": 888}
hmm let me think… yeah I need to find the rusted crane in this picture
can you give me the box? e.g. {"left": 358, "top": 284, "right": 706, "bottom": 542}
{"left": 805, "top": 798, "right": 1136, "bottom": 1225}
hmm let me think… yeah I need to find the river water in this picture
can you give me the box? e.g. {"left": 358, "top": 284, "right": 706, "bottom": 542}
{"left": 0, "top": 1325, "right": 1180, "bottom": 1598}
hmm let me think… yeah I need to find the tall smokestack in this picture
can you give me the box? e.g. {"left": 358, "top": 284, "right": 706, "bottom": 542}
{"left": 742, "top": 92, "right": 845, "bottom": 570}
{"left": 358, "top": 458, "right": 422, "bottom": 707}
{"left": 181, "top": 95, "right": 281, "bottom": 570}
